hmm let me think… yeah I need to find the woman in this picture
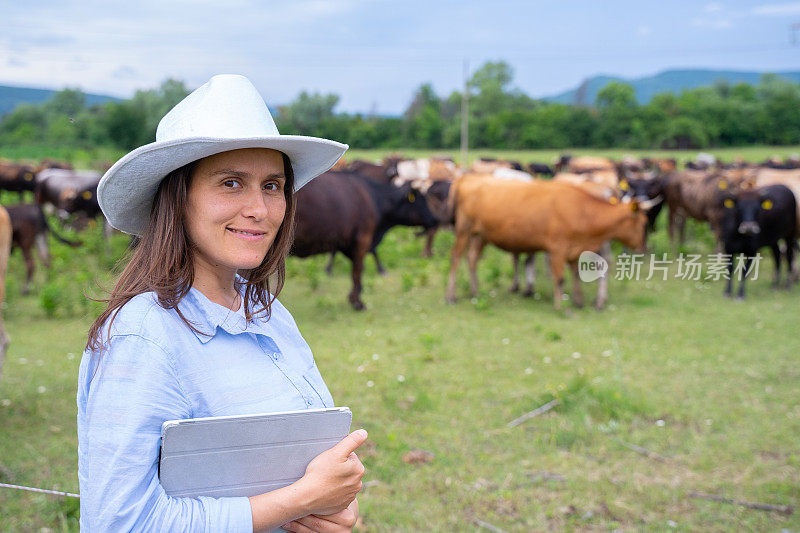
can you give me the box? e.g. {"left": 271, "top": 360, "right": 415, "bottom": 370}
{"left": 77, "top": 75, "right": 366, "bottom": 532}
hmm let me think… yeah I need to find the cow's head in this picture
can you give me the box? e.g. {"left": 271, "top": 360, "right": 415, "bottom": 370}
{"left": 721, "top": 189, "right": 774, "bottom": 236}
{"left": 391, "top": 182, "right": 439, "bottom": 230}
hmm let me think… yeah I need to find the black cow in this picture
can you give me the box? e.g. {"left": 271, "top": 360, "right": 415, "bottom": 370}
{"left": 0, "top": 163, "right": 37, "bottom": 198}
{"left": 528, "top": 162, "right": 554, "bottom": 176}
{"left": 292, "top": 171, "right": 438, "bottom": 310}
{"left": 35, "top": 169, "right": 102, "bottom": 218}
{"left": 619, "top": 173, "right": 666, "bottom": 232}
{"left": 6, "top": 204, "right": 81, "bottom": 294}
{"left": 719, "top": 184, "right": 798, "bottom": 299}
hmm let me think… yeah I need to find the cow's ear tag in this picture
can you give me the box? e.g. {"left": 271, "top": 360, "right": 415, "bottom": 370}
{"left": 82, "top": 191, "right": 92, "bottom": 200}
{"left": 407, "top": 192, "right": 415, "bottom": 202}
{"left": 761, "top": 199, "right": 773, "bottom": 210}
{"left": 619, "top": 180, "right": 629, "bottom": 191}
{"left": 609, "top": 197, "right": 618, "bottom": 205}
{"left": 630, "top": 201, "right": 639, "bottom": 212}
{"left": 718, "top": 180, "right": 728, "bottom": 190}
{"left": 724, "top": 198, "right": 735, "bottom": 209}
{"left": 25, "top": 172, "right": 34, "bottom": 181}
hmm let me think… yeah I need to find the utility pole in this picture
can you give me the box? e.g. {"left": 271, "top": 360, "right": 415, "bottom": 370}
{"left": 460, "top": 59, "right": 469, "bottom": 168}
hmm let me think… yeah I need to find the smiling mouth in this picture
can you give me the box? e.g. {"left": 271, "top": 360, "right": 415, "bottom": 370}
{"left": 227, "top": 228, "right": 265, "bottom": 236}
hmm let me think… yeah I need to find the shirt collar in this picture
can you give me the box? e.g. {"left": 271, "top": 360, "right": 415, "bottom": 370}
{"left": 178, "top": 281, "right": 272, "bottom": 344}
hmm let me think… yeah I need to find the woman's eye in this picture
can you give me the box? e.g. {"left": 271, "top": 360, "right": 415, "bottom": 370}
{"left": 264, "top": 182, "right": 280, "bottom": 191}
{"left": 223, "top": 179, "right": 241, "bottom": 188}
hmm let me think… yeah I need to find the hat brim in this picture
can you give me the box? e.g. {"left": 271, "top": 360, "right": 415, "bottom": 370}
{"left": 98, "top": 135, "right": 348, "bottom": 236}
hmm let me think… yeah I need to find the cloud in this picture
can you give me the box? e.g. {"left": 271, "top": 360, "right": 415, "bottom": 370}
{"left": 704, "top": 2, "right": 724, "bottom": 12}
{"left": 690, "top": 16, "right": 733, "bottom": 29}
{"left": 752, "top": 2, "right": 800, "bottom": 15}
{"left": 637, "top": 25, "right": 652, "bottom": 37}
{"left": 112, "top": 66, "right": 139, "bottom": 79}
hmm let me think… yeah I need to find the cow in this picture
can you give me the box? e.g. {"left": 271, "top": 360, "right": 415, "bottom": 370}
{"left": 35, "top": 168, "right": 102, "bottom": 219}
{"left": 292, "top": 171, "right": 438, "bottom": 310}
{"left": 0, "top": 162, "right": 37, "bottom": 198}
{"left": 6, "top": 203, "right": 82, "bottom": 294}
{"left": 395, "top": 157, "right": 458, "bottom": 187}
{"left": 642, "top": 158, "right": 677, "bottom": 174}
{"left": 754, "top": 168, "right": 800, "bottom": 234}
{"left": 344, "top": 160, "right": 396, "bottom": 183}
{"left": 419, "top": 179, "right": 453, "bottom": 258}
{"left": 0, "top": 206, "right": 10, "bottom": 383}
{"left": 446, "top": 175, "right": 650, "bottom": 310}
{"left": 719, "top": 184, "right": 798, "bottom": 299}
{"left": 664, "top": 169, "right": 754, "bottom": 249}
{"left": 528, "top": 162, "right": 554, "bottom": 176}
{"left": 618, "top": 172, "right": 666, "bottom": 232}
{"left": 554, "top": 155, "right": 616, "bottom": 174}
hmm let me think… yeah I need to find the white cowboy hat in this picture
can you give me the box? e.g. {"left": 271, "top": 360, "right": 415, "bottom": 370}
{"left": 98, "top": 74, "right": 348, "bottom": 236}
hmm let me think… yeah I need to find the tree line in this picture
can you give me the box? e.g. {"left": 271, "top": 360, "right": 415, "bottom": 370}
{"left": 2, "top": 61, "right": 799, "bottom": 152}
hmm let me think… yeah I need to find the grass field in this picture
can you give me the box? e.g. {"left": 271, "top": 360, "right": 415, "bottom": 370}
{"left": 1, "top": 148, "right": 799, "bottom": 531}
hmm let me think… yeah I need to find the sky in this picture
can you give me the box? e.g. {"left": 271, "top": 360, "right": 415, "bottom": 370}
{"left": 1, "top": 0, "right": 799, "bottom": 114}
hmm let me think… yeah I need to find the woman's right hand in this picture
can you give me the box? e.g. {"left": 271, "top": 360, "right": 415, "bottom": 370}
{"left": 295, "top": 429, "right": 368, "bottom": 516}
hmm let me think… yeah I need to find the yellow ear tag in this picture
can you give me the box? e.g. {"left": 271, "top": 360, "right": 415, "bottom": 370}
{"left": 620, "top": 181, "right": 629, "bottom": 191}
{"left": 718, "top": 180, "right": 728, "bottom": 190}
{"left": 762, "top": 199, "right": 773, "bottom": 210}
{"left": 609, "top": 197, "right": 618, "bottom": 204}
{"left": 407, "top": 192, "right": 415, "bottom": 202}
{"left": 724, "top": 198, "right": 734, "bottom": 208}
{"left": 25, "top": 173, "right": 34, "bottom": 181}
{"left": 82, "top": 190, "right": 93, "bottom": 200}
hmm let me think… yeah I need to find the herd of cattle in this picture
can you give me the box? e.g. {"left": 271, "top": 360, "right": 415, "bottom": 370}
{"left": 0, "top": 152, "right": 799, "bottom": 318}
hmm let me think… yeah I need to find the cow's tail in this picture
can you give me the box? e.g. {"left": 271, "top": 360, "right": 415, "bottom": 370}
{"left": 38, "top": 207, "right": 82, "bottom": 248}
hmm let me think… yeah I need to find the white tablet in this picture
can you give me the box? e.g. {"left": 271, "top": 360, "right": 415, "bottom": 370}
{"left": 159, "top": 407, "right": 352, "bottom": 498}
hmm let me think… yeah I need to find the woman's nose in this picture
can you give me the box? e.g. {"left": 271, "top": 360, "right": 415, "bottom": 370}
{"left": 241, "top": 188, "right": 269, "bottom": 219}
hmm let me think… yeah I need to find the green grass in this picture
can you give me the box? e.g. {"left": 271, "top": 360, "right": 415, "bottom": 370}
{"left": 1, "top": 149, "right": 799, "bottom": 531}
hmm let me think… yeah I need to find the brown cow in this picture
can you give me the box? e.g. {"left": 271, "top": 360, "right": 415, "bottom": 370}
{"left": 0, "top": 162, "right": 37, "bottom": 198}
{"left": 664, "top": 169, "right": 755, "bottom": 248}
{"left": 446, "top": 175, "right": 649, "bottom": 310}
{"left": 6, "top": 204, "right": 81, "bottom": 294}
{"left": 0, "top": 205, "right": 10, "bottom": 382}
{"left": 555, "top": 155, "right": 616, "bottom": 174}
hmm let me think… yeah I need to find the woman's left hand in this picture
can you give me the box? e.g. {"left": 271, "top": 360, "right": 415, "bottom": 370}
{"left": 282, "top": 498, "right": 359, "bottom": 533}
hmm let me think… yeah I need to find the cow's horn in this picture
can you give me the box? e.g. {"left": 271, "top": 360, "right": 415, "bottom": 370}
{"left": 638, "top": 195, "right": 663, "bottom": 210}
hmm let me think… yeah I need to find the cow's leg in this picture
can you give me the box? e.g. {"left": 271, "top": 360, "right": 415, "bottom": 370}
{"left": 594, "top": 242, "right": 611, "bottom": 310}
{"left": 325, "top": 252, "right": 336, "bottom": 275}
{"left": 510, "top": 253, "right": 520, "bottom": 293}
{"left": 771, "top": 243, "right": 781, "bottom": 288}
{"left": 446, "top": 229, "right": 470, "bottom": 304}
{"left": 724, "top": 254, "right": 734, "bottom": 298}
{"left": 466, "top": 237, "right": 485, "bottom": 298}
{"left": 569, "top": 260, "right": 584, "bottom": 308}
{"left": 549, "top": 254, "right": 566, "bottom": 311}
{"left": 787, "top": 239, "right": 798, "bottom": 287}
{"left": 738, "top": 256, "right": 753, "bottom": 300}
{"left": 421, "top": 227, "right": 437, "bottom": 258}
{"left": 347, "top": 241, "right": 369, "bottom": 311}
{"left": 372, "top": 250, "right": 387, "bottom": 275}
{"left": 522, "top": 253, "right": 536, "bottom": 297}
{"left": 21, "top": 246, "right": 35, "bottom": 295}
{"left": 35, "top": 233, "right": 51, "bottom": 269}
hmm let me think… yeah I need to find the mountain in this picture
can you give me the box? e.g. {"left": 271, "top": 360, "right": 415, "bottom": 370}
{"left": 544, "top": 69, "right": 800, "bottom": 106}
{"left": 0, "top": 84, "right": 120, "bottom": 116}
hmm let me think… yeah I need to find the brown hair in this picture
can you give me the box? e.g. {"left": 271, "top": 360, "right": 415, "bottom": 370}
{"left": 86, "top": 151, "right": 296, "bottom": 352}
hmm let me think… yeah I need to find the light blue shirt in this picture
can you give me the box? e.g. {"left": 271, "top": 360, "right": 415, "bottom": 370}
{"left": 76, "top": 284, "right": 334, "bottom": 532}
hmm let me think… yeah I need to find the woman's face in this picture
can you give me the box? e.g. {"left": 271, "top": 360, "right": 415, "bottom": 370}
{"left": 185, "top": 148, "right": 287, "bottom": 280}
